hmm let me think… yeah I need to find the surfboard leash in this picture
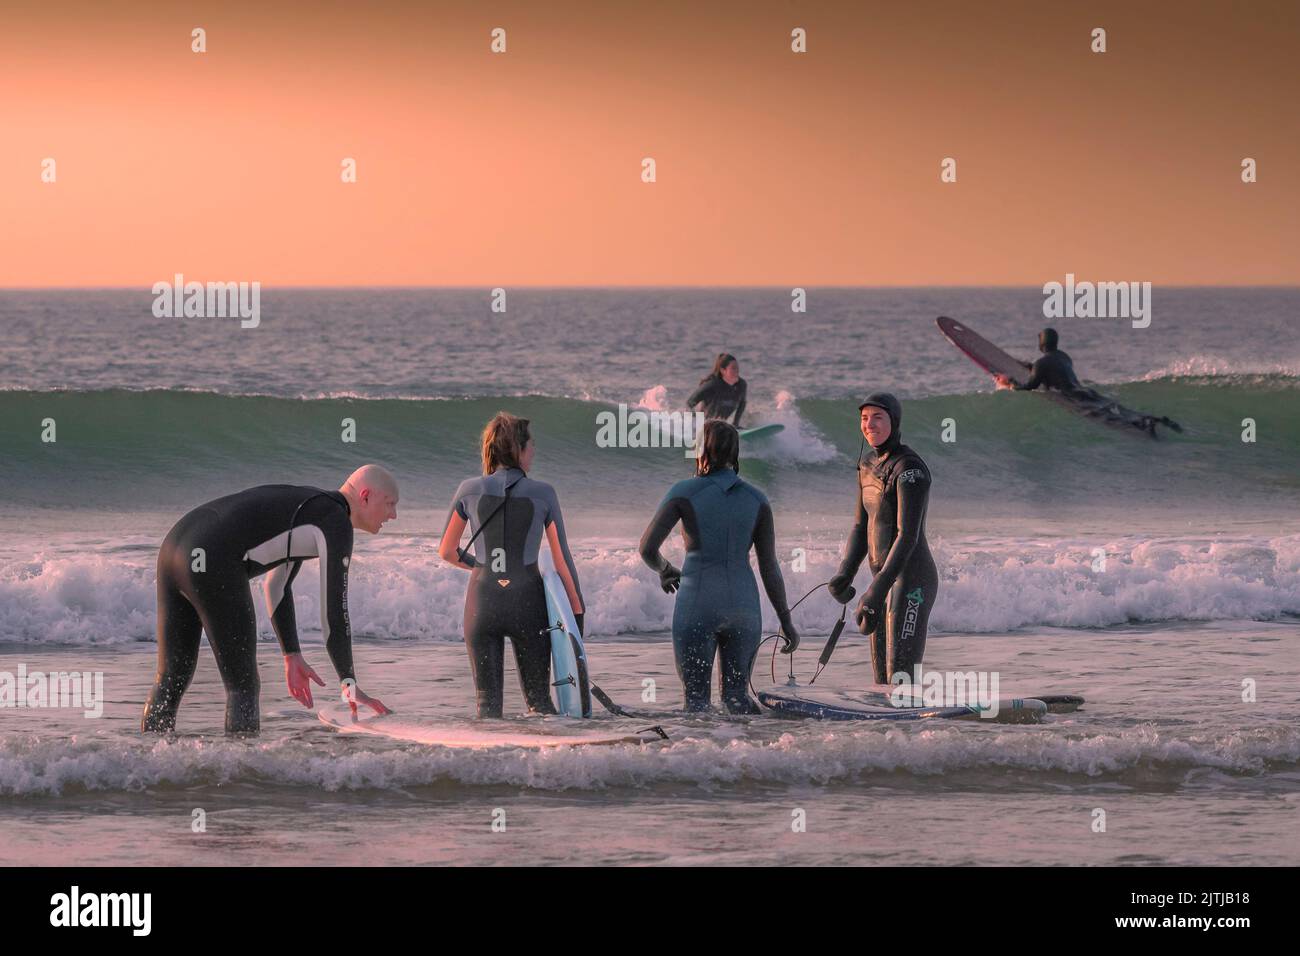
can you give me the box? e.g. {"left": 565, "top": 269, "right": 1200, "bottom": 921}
{"left": 808, "top": 602, "right": 849, "bottom": 686}
{"left": 747, "top": 580, "right": 848, "bottom": 700}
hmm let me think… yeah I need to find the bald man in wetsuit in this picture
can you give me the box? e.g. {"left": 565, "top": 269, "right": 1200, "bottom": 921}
{"left": 142, "top": 464, "right": 398, "bottom": 734}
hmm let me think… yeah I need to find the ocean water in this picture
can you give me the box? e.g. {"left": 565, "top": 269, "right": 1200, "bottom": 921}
{"left": 1, "top": 288, "right": 1298, "bottom": 865}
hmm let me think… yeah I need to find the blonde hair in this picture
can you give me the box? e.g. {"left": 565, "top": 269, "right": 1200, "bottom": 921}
{"left": 481, "top": 412, "right": 531, "bottom": 474}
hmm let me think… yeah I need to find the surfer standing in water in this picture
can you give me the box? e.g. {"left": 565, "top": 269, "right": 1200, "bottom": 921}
{"left": 687, "top": 352, "right": 747, "bottom": 427}
{"left": 142, "top": 465, "right": 398, "bottom": 735}
{"left": 827, "top": 394, "right": 939, "bottom": 686}
{"left": 439, "top": 412, "right": 585, "bottom": 718}
{"left": 639, "top": 420, "right": 798, "bottom": 713}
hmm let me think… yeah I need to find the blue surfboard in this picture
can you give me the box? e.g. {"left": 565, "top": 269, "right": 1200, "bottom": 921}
{"left": 738, "top": 423, "right": 784, "bottom": 441}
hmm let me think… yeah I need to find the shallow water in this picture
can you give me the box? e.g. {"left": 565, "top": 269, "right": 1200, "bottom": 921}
{"left": 3, "top": 622, "right": 1296, "bottom": 866}
{"left": 2, "top": 288, "right": 1296, "bottom": 865}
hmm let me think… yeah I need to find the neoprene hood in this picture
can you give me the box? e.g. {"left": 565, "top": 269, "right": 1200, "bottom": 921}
{"left": 858, "top": 392, "right": 902, "bottom": 451}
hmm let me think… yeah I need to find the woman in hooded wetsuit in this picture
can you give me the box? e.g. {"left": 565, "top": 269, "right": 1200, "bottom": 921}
{"left": 827, "top": 393, "right": 939, "bottom": 686}
{"left": 687, "top": 353, "right": 747, "bottom": 426}
{"left": 639, "top": 420, "right": 798, "bottom": 713}
{"left": 439, "top": 413, "right": 585, "bottom": 718}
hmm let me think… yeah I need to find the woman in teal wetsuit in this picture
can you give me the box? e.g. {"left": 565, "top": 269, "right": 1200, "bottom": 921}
{"left": 639, "top": 420, "right": 798, "bottom": 713}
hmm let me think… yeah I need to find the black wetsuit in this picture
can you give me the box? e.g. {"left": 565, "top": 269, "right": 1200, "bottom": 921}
{"left": 447, "top": 466, "right": 583, "bottom": 718}
{"left": 143, "top": 485, "right": 355, "bottom": 734}
{"left": 1019, "top": 349, "right": 1084, "bottom": 394}
{"left": 639, "top": 468, "right": 793, "bottom": 713}
{"left": 831, "top": 396, "right": 938, "bottom": 686}
{"left": 1015, "top": 345, "right": 1181, "bottom": 435}
{"left": 687, "top": 376, "right": 747, "bottom": 426}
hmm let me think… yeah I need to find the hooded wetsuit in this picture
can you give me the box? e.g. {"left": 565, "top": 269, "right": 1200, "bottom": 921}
{"left": 639, "top": 468, "right": 793, "bottom": 713}
{"left": 142, "top": 485, "right": 356, "bottom": 735}
{"left": 1012, "top": 329, "right": 1182, "bottom": 435}
{"left": 830, "top": 394, "right": 939, "bottom": 686}
{"left": 687, "top": 376, "right": 747, "bottom": 426}
{"left": 447, "top": 466, "right": 583, "bottom": 718}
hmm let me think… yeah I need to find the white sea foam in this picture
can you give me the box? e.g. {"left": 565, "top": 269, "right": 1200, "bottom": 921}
{"left": 2, "top": 534, "right": 1297, "bottom": 645}
{"left": 1137, "top": 356, "right": 1300, "bottom": 383}
{"left": 1, "top": 721, "right": 1296, "bottom": 797}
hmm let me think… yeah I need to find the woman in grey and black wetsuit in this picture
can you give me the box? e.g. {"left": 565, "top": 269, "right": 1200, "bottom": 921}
{"left": 439, "top": 413, "right": 584, "bottom": 718}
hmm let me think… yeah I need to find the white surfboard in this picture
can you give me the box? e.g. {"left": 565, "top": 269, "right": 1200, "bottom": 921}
{"left": 318, "top": 706, "right": 664, "bottom": 749}
{"left": 538, "top": 547, "right": 590, "bottom": 717}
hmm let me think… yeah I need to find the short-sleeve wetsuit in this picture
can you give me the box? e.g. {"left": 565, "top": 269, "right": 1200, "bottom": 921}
{"left": 446, "top": 466, "right": 583, "bottom": 718}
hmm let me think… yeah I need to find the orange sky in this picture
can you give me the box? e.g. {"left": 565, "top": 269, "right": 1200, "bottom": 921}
{"left": 1, "top": 0, "right": 1295, "bottom": 286}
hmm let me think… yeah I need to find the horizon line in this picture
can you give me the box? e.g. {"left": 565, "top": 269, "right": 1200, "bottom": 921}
{"left": 2, "top": 283, "right": 1298, "bottom": 292}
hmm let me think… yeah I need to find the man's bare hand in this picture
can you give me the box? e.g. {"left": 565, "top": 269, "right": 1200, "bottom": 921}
{"left": 284, "top": 653, "right": 325, "bottom": 708}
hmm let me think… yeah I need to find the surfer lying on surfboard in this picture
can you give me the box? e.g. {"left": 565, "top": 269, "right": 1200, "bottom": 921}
{"left": 993, "top": 327, "right": 1182, "bottom": 436}
{"left": 438, "top": 412, "right": 587, "bottom": 719}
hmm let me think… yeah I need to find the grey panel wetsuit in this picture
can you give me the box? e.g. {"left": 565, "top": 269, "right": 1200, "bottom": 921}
{"left": 447, "top": 466, "right": 583, "bottom": 718}
{"left": 143, "top": 485, "right": 355, "bottom": 734}
{"left": 687, "top": 376, "right": 747, "bottom": 426}
{"left": 639, "top": 468, "right": 793, "bottom": 713}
